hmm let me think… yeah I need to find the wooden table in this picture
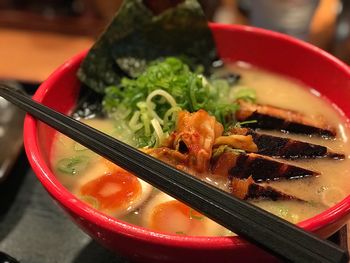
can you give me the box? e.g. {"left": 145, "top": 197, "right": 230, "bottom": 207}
{"left": 0, "top": 28, "right": 94, "bottom": 83}
{"left": 0, "top": 0, "right": 340, "bottom": 82}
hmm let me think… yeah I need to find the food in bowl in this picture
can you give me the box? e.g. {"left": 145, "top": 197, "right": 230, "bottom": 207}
{"left": 23, "top": 0, "right": 350, "bottom": 262}
{"left": 50, "top": 56, "right": 350, "bottom": 236}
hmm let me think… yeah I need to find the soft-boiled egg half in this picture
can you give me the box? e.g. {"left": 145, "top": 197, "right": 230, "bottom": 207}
{"left": 142, "top": 192, "right": 226, "bottom": 236}
{"left": 72, "top": 158, "right": 153, "bottom": 217}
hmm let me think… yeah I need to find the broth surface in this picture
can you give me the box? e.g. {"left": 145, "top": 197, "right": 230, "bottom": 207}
{"left": 228, "top": 63, "right": 350, "bottom": 223}
{"left": 51, "top": 63, "right": 350, "bottom": 236}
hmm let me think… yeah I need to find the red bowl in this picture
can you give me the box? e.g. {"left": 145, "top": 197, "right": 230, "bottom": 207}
{"left": 24, "top": 24, "right": 350, "bottom": 263}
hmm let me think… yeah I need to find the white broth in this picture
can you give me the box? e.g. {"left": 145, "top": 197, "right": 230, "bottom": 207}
{"left": 50, "top": 63, "right": 350, "bottom": 236}
{"left": 229, "top": 63, "right": 350, "bottom": 223}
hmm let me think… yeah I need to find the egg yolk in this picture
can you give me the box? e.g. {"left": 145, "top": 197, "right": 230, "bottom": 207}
{"left": 150, "top": 200, "right": 206, "bottom": 235}
{"left": 80, "top": 170, "right": 141, "bottom": 212}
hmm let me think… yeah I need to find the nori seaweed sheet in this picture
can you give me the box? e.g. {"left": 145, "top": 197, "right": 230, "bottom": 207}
{"left": 77, "top": 0, "right": 217, "bottom": 94}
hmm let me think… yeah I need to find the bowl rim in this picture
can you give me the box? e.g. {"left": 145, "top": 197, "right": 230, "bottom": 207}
{"left": 24, "top": 23, "right": 350, "bottom": 249}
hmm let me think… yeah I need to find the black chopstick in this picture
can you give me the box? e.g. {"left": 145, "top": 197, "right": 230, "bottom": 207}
{"left": 0, "top": 85, "right": 347, "bottom": 263}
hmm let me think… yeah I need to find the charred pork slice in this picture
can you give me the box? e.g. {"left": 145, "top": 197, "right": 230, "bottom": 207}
{"left": 212, "top": 151, "right": 319, "bottom": 182}
{"left": 229, "top": 127, "right": 344, "bottom": 159}
{"left": 231, "top": 176, "right": 303, "bottom": 201}
{"left": 236, "top": 100, "right": 336, "bottom": 137}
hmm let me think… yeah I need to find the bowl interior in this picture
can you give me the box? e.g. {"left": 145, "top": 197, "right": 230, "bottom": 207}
{"left": 24, "top": 23, "right": 350, "bottom": 249}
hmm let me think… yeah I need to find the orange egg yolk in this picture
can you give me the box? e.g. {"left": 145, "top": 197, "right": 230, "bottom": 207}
{"left": 150, "top": 200, "right": 206, "bottom": 235}
{"left": 80, "top": 170, "right": 141, "bottom": 211}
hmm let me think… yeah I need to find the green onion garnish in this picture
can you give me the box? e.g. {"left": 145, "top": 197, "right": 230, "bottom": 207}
{"left": 189, "top": 208, "right": 204, "bottom": 221}
{"left": 56, "top": 155, "right": 89, "bottom": 175}
{"left": 234, "top": 120, "right": 258, "bottom": 127}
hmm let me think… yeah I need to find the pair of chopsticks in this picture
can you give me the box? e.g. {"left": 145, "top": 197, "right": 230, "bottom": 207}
{"left": 0, "top": 85, "right": 347, "bottom": 263}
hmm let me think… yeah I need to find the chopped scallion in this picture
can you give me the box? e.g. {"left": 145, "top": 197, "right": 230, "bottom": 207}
{"left": 234, "top": 120, "right": 258, "bottom": 128}
{"left": 189, "top": 208, "right": 204, "bottom": 221}
{"left": 103, "top": 57, "right": 257, "bottom": 147}
{"left": 56, "top": 155, "right": 89, "bottom": 176}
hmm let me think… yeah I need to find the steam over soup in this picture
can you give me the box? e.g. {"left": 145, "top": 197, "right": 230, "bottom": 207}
{"left": 51, "top": 61, "right": 350, "bottom": 236}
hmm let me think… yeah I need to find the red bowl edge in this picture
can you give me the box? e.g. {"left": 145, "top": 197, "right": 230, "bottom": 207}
{"left": 23, "top": 24, "right": 350, "bottom": 254}
{"left": 23, "top": 50, "right": 248, "bottom": 250}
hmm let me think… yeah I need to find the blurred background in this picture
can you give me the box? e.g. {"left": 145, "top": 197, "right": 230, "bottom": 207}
{"left": 0, "top": 1, "right": 349, "bottom": 262}
{"left": 0, "top": 0, "right": 349, "bottom": 84}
